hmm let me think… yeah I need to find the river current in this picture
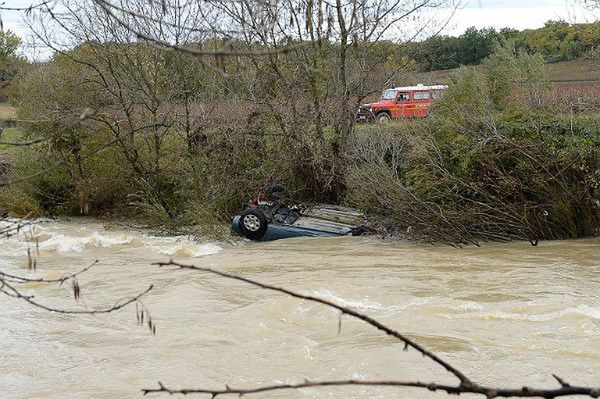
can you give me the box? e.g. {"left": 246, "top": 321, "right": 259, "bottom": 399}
{"left": 0, "top": 219, "right": 598, "bottom": 398}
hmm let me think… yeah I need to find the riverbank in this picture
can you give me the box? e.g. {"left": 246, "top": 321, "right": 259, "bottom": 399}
{"left": 2, "top": 43, "right": 599, "bottom": 245}
{"left": 2, "top": 107, "right": 599, "bottom": 244}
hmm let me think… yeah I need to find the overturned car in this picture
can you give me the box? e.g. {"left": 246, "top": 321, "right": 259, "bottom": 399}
{"left": 231, "top": 186, "right": 369, "bottom": 241}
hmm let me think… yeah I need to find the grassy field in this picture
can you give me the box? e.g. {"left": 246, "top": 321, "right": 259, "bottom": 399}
{"left": 545, "top": 58, "right": 600, "bottom": 110}
{"left": 0, "top": 103, "right": 16, "bottom": 121}
{"left": 546, "top": 57, "right": 600, "bottom": 82}
{"left": 409, "top": 55, "right": 600, "bottom": 84}
{"left": 0, "top": 127, "right": 22, "bottom": 153}
{"left": 384, "top": 56, "right": 600, "bottom": 112}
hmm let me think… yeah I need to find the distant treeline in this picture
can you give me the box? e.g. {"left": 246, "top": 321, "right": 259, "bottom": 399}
{"left": 405, "top": 21, "right": 600, "bottom": 71}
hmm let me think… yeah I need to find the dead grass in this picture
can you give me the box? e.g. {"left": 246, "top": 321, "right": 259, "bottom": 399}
{"left": 0, "top": 103, "right": 16, "bottom": 121}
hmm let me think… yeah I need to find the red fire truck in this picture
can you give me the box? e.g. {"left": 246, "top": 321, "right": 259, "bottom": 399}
{"left": 357, "top": 84, "right": 448, "bottom": 123}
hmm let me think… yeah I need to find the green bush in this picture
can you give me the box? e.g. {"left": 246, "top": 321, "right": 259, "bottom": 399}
{"left": 0, "top": 187, "right": 43, "bottom": 218}
{"left": 344, "top": 44, "right": 600, "bottom": 244}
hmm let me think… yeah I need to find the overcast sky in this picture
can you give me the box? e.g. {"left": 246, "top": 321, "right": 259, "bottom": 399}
{"left": 0, "top": 0, "right": 596, "bottom": 58}
{"left": 445, "top": 0, "right": 594, "bottom": 34}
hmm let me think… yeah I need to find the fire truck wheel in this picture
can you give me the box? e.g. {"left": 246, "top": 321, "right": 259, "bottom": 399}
{"left": 238, "top": 208, "right": 268, "bottom": 240}
{"left": 376, "top": 112, "right": 391, "bottom": 123}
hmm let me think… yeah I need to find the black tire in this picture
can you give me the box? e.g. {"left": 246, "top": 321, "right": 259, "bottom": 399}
{"left": 238, "top": 208, "right": 268, "bottom": 240}
{"left": 376, "top": 112, "right": 391, "bottom": 124}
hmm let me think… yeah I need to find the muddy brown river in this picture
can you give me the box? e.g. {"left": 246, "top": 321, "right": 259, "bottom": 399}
{"left": 0, "top": 219, "right": 599, "bottom": 398}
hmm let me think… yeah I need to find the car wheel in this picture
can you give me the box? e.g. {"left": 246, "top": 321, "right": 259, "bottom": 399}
{"left": 376, "top": 112, "right": 391, "bottom": 124}
{"left": 238, "top": 208, "right": 268, "bottom": 240}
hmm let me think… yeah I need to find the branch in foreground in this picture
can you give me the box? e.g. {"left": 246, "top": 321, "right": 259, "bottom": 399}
{"left": 1, "top": 253, "right": 156, "bottom": 332}
{"left": 1, "top": 258, "right": 152, "bottom": 315}
{"left": 91, "top": 0, "right": 303, "bottom": 58}
{"left": 145, "top": 260, "right": 600, "bottom": 399}
{"left": 0, "top": 0, "right": 55, "bottom": 11}
{"left": 0, "top": 278, "right": 153, "bottom": 315}
{"left": 0, "top": 260, "right": 98, "bottom": 284}
{"left": 143, "top": 378, "right": 600, "bottom": 398}
{"left": 0, "top": 136, "right": 51, "bottom": 146}
{"left": 153, "top": 260, "right": 469, "bottom": 383}
{"left": 0, "top": 216, "right": 33, "bottom": 237}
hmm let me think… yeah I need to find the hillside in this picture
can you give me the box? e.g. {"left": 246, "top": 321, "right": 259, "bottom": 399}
{"left": 408, "top": 55, "right": 598, "bottom": 82}
{"left": 546, "top": 57, "right": 600, "bottom": 108}
{"left": 546, "top": 57, "right": 600, "bottom": 81}
{"left": 393, "top": 56, "right": 600, "bottom": 109}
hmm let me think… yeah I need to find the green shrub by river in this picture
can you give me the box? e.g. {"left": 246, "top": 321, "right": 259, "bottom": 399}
{"left": 346, "top": 110, "right": 600, "bottom": 244}
{"left": 346, "top": 46, "right": 600, "bottom": 244}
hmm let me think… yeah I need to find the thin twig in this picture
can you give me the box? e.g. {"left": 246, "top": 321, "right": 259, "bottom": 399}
{"left": 142, "top": 378, "right": 600, "bottom": 398}
{"left": 0, "top": 136, "right": 51, "bottom": 146}
{"left": 154, "top": 260, "right": 470, "bottom": 383}
{"left": 145, "top": 261, "right": 600, "bottom": 398}
{"left": 0, "top": 260, "right": 99, "bottom": 283}
{"left": 0, "top": 280, "right": 153, "bottom": 314}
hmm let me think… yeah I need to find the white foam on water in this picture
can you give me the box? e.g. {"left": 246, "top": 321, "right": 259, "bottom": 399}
{"left": 35, "top": 232, "right": 136, "bottom": 252}
{"left": 306, "top": 291, "right": 600, "bottom": 326}
{"left": 582, "top": 321, "right": 600, "bottom": 337}
{"left": 443, "top": 302, "right": 485, "bottom": 311}
{"left": 0, "top": 219, "right": 222, "bottom": 258}
{"left": 157, "top": 242, "right": 222, "bottom": 258}
{"left": 313, "top": 289, "right": 430, "bottom": 312}
{"left": 458, "top": 304, "right": 600, "bottom": 322}
{"left": 314, "top": 289, "right": 385, "bottom": 311}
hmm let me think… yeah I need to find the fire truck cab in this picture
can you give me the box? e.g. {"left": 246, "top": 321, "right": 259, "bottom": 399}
{"left": 357, "top": 84, "right": 448, "bottom": 123}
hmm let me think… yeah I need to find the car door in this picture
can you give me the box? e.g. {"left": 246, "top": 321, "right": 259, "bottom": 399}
{"left": 392, "top": 91, "right": 410, "bottom": 118}
{"left": 412, "top": 91, "right": 431, "bottom": 117}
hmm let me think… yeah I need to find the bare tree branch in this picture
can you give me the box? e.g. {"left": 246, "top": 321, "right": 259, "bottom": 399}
{"left": 0, "top": 259, "right": 98, "bottom": 283}
{"left": 0, "top": 215, "right": 33, "bottom": 237}
{"left": 145, "top": 260, "right": 600, "bottom": 399}
{"left": 0, "top": 0, "right": 56, "bottom": 12}
{"left": 0, "top": 277, "right": 153, "bottom": 314}
{"left": 0, "top": 136, "right": 51, "bottom": 146}
{"left": 143, "top": 378, "right": 600, "bottom": 398}
{"left": 90, "top": 0, "right": 306, "bottom": 57}
{"left": 1, "top": 226, "right": 155, "bottom": 330}
{"left": 153, "top": 260, "right": 470, "bottom": 383}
